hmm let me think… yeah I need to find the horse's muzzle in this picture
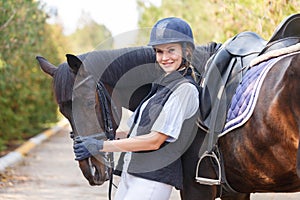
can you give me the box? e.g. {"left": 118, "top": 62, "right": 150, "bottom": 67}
{"left": 78, "top": 156, "right": 111, "bottom": 186}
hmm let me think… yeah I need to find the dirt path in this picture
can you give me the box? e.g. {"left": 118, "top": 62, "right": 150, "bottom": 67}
{"left": 1, "top": 125, "right": 300, "bottom": 200}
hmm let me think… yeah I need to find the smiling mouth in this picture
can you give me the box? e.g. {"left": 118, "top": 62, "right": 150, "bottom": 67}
{"left": 162, "top": 62, "right": 174, "bottom": 66}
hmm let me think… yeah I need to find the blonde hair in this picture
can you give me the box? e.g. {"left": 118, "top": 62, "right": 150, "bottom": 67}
{"left": 181, "top": 44, "right": 198, "bottom": 82}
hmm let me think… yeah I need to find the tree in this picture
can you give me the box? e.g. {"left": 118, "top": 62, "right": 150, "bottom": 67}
{"left": 137, "top": 0, "right": 299, "bottom": 44}
{"left": 0, "top": 0, "right": 70, "bottom": 151}
{"left": 210, "top": 0, "right": 299, "bottom": 42}
{"left": 67, "top": 11, "right": 113, "bottom": 54}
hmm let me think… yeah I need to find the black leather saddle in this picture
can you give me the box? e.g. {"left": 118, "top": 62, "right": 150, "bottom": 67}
{"left": 199, "top": 31, "right": 266, "bottom": 131}
{"left": 199, "top": 13, "right": 300, "bottom": 134}
{"left": 196, "top": 31, "right": 267, "bottom": 186}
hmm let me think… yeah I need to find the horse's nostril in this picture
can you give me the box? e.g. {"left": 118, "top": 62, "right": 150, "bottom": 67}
{"left": 91, "top": 163, "right": 107, "bottom": 185}
{"left": 91, "top": 164, "right": 100, "bottom": 180}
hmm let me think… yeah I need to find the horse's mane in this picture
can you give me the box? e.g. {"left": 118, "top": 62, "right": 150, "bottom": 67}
{"left": 96, "top": 44, "right": 220, "bottom": 87}
{"left": 52, "top": 47, "right": 157, "bottom": 104}
{"left": 53, "top": 62, "right": 75, "bottom": 104}
{"left": 53, "top": 43, "right": 220, "bottom": 104}
{"left": 100, "top": 47, "right": 158, "bottom": 87}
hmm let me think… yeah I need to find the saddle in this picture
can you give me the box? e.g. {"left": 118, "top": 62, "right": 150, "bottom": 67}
{"left": 200, "top": 13, "right": 300, "bottom": 139}
{"left": 260, "top": 13, "right": 300, "bottom": 55}
{"left": 199, "top": 31, "right": 266, "bottom": 132}
{"left": 196, "top": 13, "right": 300, "bottom": 187}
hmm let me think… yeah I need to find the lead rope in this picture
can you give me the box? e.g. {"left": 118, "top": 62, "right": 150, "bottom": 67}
{"left": 107, "top": 152, "right": 117, "bottom": 200}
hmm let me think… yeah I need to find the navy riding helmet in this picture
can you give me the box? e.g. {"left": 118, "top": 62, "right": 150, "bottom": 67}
{"left": 148, "top": 17, "right": 195, "bottom": 50}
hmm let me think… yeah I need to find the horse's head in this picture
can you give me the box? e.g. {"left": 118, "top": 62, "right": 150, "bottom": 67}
{"left": 36, "top": 55, "right": 115, "bottom": 186}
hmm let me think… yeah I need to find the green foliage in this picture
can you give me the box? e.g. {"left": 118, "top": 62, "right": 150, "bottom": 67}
{"left": 210, "top": 0, "right": 299, "bottom": 42}
{"left": 67, "top": 12, "right": 113, "bottom": 54}
{"left": 0, "top": 0, "right": 69, "bottom": 151}
{"left": 137, "top": 0, "right": 299, "bottom": 44}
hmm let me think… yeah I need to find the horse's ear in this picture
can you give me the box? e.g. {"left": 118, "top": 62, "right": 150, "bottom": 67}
{"left": 36, "top": 56, "right": 57, "bottom": 77}
{"left": 66, "top": 54, "right": 82, "bottom": 74}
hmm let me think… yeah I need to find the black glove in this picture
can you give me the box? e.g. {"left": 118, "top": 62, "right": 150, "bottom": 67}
{"left": 73, "top": 136, "right": 104, "bottom": 161}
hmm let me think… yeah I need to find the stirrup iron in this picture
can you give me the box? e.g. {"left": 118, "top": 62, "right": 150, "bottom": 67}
{"left": 195, "top": 151, "right": 222, "bottom": 185}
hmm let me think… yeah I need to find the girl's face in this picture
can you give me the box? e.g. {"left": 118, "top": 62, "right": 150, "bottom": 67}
{"left": 154, "top": 43, "right": 183, "bottom": 74}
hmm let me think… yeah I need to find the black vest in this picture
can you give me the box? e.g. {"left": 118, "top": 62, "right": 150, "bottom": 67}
{"left": 116, "top": 68, "right": 200, "bottom": 189}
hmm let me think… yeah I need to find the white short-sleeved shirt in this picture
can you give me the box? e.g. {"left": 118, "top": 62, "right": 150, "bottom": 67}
{"left": 123, "top": 82, "right": 199, "bottom": 172}
{"left": 127, "top": 82, "right": 199, "bottom": 142}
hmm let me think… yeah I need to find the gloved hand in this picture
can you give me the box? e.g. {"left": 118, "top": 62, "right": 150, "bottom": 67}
{"left": 73, "top": 136, "right": 104, "bottom": 161}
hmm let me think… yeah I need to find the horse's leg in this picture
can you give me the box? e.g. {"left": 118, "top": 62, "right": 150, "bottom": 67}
{"left": 220, "top": 192, "right": 250, "bottom": 200}
{"left": 180, "top": 131, "right": 217, "bottom": 200}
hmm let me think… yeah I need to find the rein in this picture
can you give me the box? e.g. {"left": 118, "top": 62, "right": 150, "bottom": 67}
{"left": 96, "top": 81, "right": 120, "bottom": 140}
{"left": 96, "top": 80, "right": 120, "bottom": 200}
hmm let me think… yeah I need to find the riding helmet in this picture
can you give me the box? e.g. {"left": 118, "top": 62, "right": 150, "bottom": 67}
{"left": 148, "top": 17, "right": 194, "bottom": 49}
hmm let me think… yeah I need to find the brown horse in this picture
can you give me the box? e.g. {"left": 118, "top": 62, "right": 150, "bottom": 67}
{"left": 37, "top": 45, "right": 300, "bottom": 199}
{"left": 181, "top": 51, "right": 300, "bottom": 200}
{"left": 226, "top": 52, "right": 300, "bottom": 194}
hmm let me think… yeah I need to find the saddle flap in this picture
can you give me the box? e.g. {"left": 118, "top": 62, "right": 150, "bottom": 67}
{"left": 225, "top": 31, "right": 267, "bottom": 56}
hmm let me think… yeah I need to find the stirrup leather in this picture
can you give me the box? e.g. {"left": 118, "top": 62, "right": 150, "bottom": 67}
{"left": 195, "top": 151, "right": 222, "bottom": 185}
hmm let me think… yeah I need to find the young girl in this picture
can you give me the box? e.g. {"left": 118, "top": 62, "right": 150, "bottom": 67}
{"left": 74, "top": 17, "right": 200, "bottom": 200}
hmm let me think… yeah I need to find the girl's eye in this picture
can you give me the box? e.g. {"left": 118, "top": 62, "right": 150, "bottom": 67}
{"left": 168, "top": 48, "right": 175, "bottom": 53}
{"left": 156, "top": 49, "right": 163, "bottom": 54}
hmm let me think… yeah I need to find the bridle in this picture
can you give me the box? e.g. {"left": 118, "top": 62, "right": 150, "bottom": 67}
{"left": 70, "top": 80, "right": 121, "bottom": 200}
{"left": 96, "top": 80, "right": 120, "bottom": 200}
{"left": 96, "top": 81, "right": 121, "bottom": 140}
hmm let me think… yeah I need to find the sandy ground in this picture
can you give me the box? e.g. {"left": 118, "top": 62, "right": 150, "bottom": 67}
{"left": 0, "top": 126, "right": 182, "bottom": 200}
